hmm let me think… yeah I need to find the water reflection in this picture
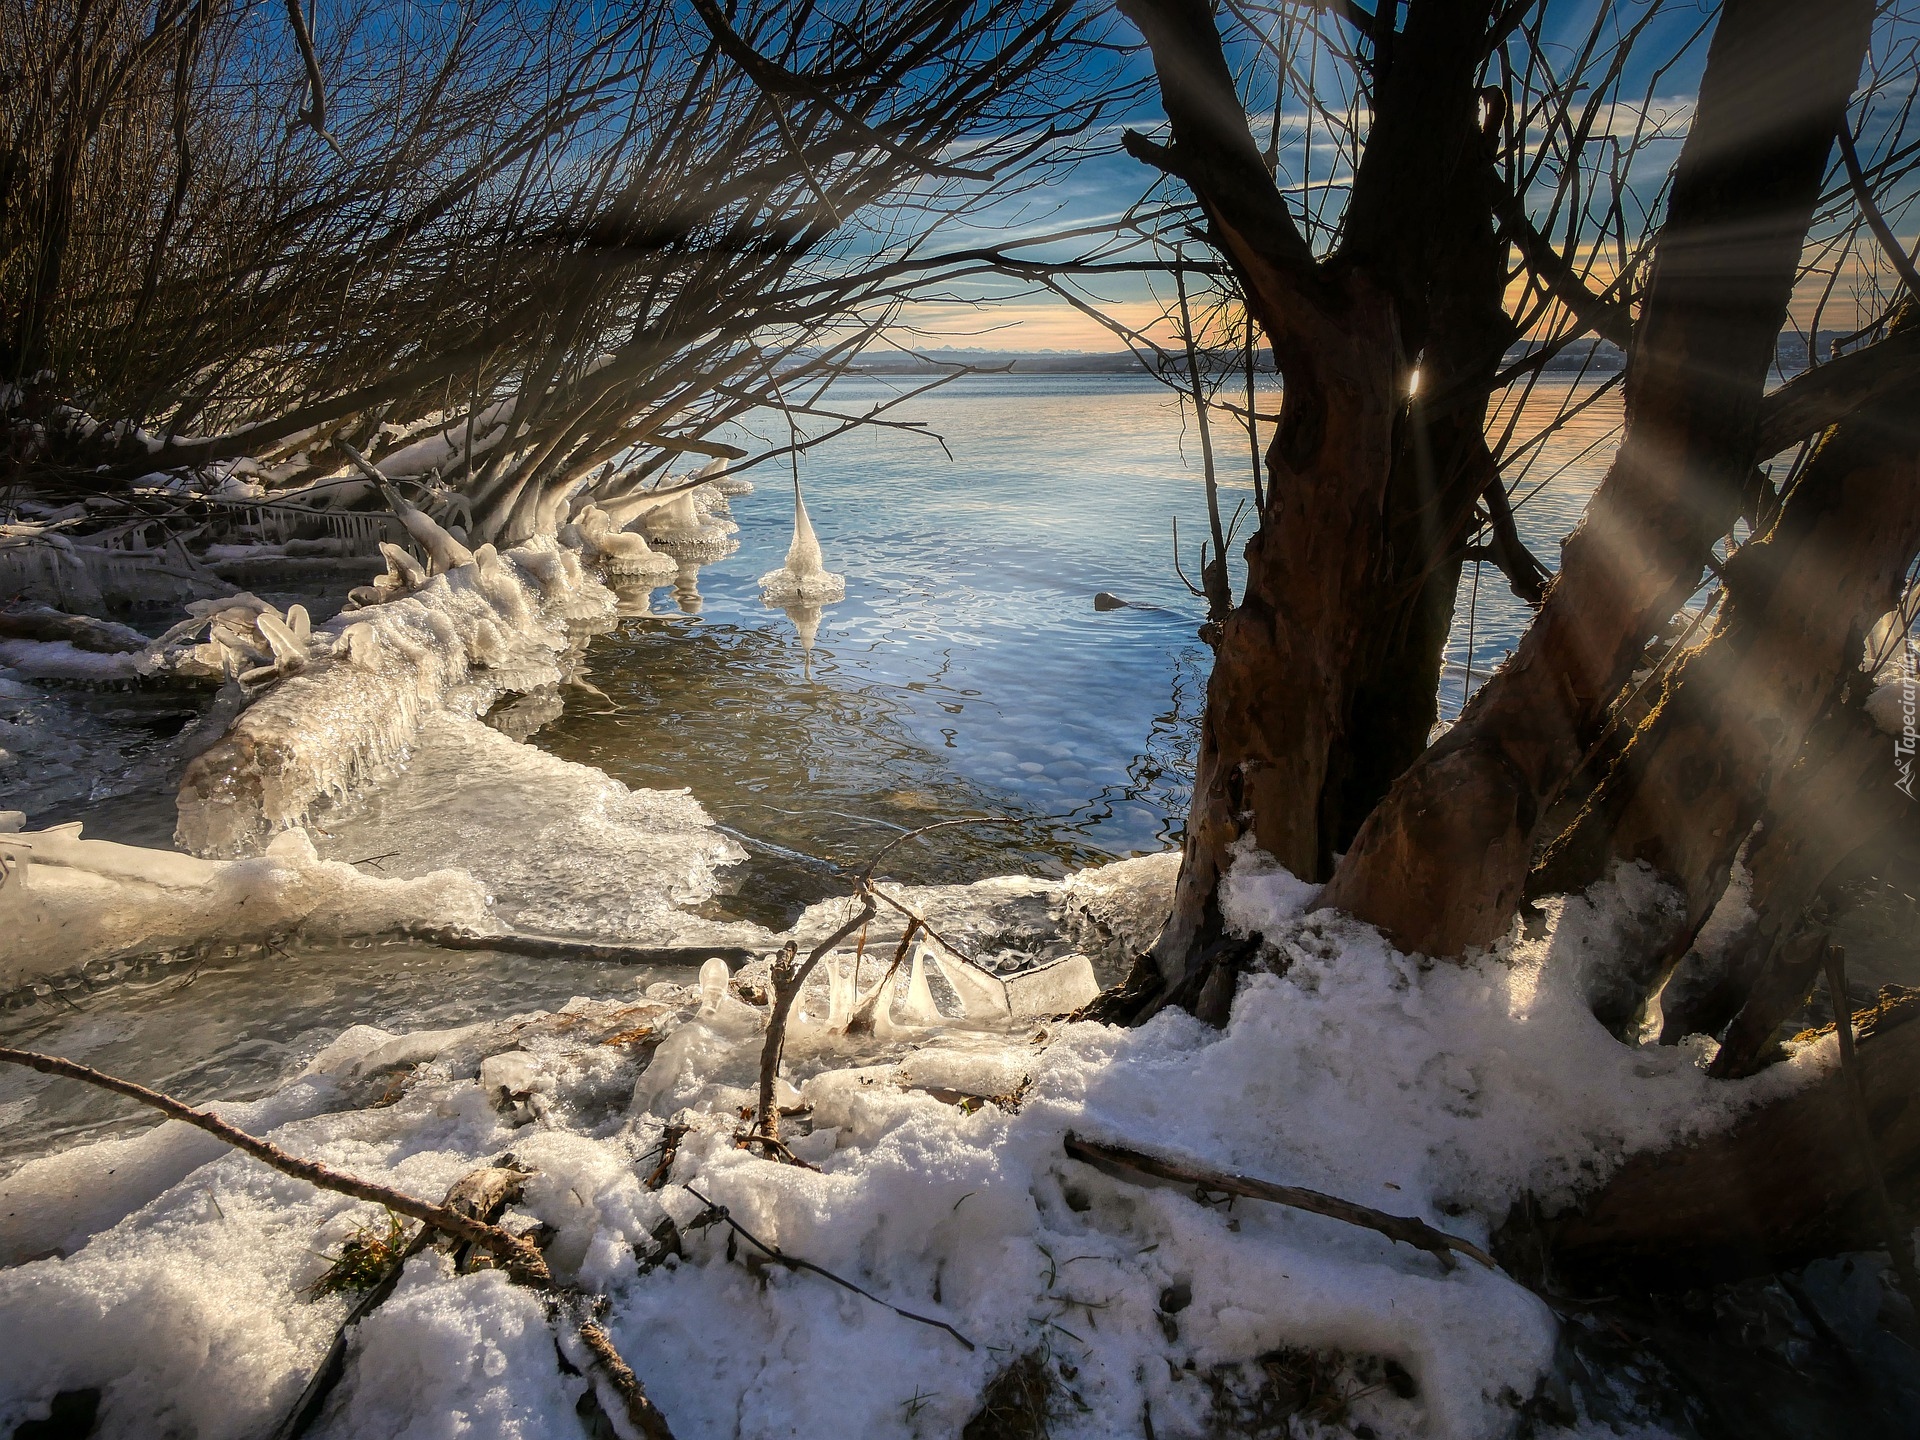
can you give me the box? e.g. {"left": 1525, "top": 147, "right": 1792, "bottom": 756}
{"left": 773, "top": 599, "right": 825, "bottom": 668}
{"left": 533, "top": 375, "right": 1619, "bottom": 922}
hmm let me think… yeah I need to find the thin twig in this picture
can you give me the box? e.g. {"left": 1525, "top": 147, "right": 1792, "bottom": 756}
{"left": 683, "top": 1186, "right": 975, "bottom": 1349}
{"left": 0, "top": 1046, "right": 548, "bottom": 1282}
{"left": 857, "top": 815, "right": 1024, "bottom": 885}
{"left": 1836, "top": 124, "right": 1920, "bottom": 302}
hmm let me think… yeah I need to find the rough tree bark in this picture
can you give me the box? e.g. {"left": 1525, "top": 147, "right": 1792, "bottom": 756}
{"left": 1319, "top": 0, "right": 1877, "bottom": 957}
{"left": 1523, "top": 986, "right": 1920, "bottom": 1286}
{"left": 1531, "top": 317, "right": 1920, "bottom": 1031}
{"left": 1123, "top": 0, "right": 1510, "bottom": 986}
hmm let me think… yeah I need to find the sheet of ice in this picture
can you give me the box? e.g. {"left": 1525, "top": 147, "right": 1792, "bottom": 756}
{"left": 0, "top": 638, "right": 143, "bottom": 684}
{"left": 0, "top": 823, "right": 495, "bottom": 987}
{"left": 788, "top": 857, "right": 1178, "bottom": 981}
{"left": 1060, "top": 848, "right": 1180, "bottom": 974}
{"left": 312, "top": 711, "right": 769, "bottom": 948}
{"left": 0, "top": 850, "right": 1825, "bottom": 1440}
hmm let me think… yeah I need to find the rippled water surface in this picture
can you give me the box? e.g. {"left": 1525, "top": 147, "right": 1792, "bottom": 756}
{"left": 537, "top": 373, "right": 1620, "bottom": 899}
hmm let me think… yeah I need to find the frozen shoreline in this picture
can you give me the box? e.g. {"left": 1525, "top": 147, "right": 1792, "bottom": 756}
{"left": 0, "top": 836, "right": 1830, "bottom": 1440}
{"left": 0, "top": 485, "right": 1875, "bottom": 1440}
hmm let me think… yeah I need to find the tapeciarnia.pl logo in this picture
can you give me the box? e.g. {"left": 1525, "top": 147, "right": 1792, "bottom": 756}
{"left": 1897, "top": 636, "right": 1917, "bottom": 801}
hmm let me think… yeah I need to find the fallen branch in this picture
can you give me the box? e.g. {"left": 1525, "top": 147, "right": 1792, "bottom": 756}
{"left": 567, "top": 1306, "right": 678, "bottom": 1440}
{"left": 0, "top": 1047, "right": 678, "bottom": 1439}
{"left": 683, "top": 1185, "right": 975, "bottom": 1350}
{"left": 750, "top": 813, "right": 1023, "bottom": 1146}
{"left": 402, "top": 925, "right": 756, "bottom": 969}
{"left": 752, "top": 899, "right": 875, "bottom": 1146}
{"left": 1063, "top": 1133, "right": 1497, "bottom": 1271}
{"left": 0, "top": 1046, "right": 549, "bottom": 1283}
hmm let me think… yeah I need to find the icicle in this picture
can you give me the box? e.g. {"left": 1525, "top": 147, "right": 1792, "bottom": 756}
{"left": 759, "top": 472, "right": 845, "bottom": 603}
{"left": 899, "top": 938, "right": 943, "bottom": 1025}
{"left": 338, "top": 622, "right": 381, "bottom": 670}
{"left": 254, "top": 612, "right": 309, "bottom": 673}
{"left": 825, "top": 949, "right": 858, "bottom": 1030}
{"left": 697, "top": 956, "right": 730, "bottom": 1014}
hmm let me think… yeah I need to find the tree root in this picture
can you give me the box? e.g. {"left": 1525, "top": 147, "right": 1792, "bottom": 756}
{"left": 1518, "top": 985, "right": 1920, "bottom": 1288}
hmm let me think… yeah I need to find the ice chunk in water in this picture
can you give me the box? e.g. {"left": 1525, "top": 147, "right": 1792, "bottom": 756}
{"left": 697, "top": 955, "right": 730, "bottom": 1011}
{"left": 758, "top": 484, "right": 845, "bottom": 603}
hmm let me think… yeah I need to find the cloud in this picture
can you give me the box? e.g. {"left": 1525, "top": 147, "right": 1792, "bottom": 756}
{"left": 885, "top": 298, "right": 1180, "bottom": 351}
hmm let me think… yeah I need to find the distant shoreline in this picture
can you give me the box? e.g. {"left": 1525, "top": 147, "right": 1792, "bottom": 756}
{"left": 832, "top": 331, "right": 1845, "bottom": 378}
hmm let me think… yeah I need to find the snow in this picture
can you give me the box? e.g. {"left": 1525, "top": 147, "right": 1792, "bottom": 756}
{"left": 0, "top": 847, "right": 1825, "bottom": 1440}
{"left": 0, "top": 822, "right": 494, "bottom": 987}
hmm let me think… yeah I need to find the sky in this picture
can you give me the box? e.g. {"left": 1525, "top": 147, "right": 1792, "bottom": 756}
{"left": 890, "top": 0, "right": 1917, "bottom": 353}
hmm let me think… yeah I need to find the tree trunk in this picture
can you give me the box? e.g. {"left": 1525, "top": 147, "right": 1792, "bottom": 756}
{"left": 1124, "top": 0, "right": 1504, "bottom": 984}
{"left": 1530, "top": 324, "right": 1920, "bottom": 1031}
{"left": 1320, "top": 0, "right": 1876, "bottom": 957}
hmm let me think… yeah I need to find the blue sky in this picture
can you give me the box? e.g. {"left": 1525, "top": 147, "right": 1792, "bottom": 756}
{"left": 888, "top": 0, "right": 1916, "bottom": 351}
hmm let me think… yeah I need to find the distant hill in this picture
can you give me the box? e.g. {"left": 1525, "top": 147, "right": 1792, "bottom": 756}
{"left": 842, "top": 349, "right": 1152, "bottom": 375}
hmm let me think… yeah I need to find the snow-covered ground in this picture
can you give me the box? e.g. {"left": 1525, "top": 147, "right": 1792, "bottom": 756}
{"left": 0, "top": 459, "right": 1880, "bottom": 1440}
{"left": 0, "top": 842, "right": 1824, "bottom": 1440}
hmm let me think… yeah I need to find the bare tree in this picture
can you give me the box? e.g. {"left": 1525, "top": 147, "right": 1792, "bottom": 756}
{"left": 3, "top": 0, "right": 1127, "bottom": 544}
{"left": 1105, "top": 0, "right": 1920, "bottom": 1037}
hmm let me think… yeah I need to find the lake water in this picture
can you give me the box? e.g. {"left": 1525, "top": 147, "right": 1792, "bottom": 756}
{"left": 0, "top": 373, "right": 1623, "bottom": 1160}
{"left": 540, "top": 372, "right": 1621, "bottom": 918}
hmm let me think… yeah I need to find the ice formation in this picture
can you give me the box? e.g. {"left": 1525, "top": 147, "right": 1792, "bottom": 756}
{"left": 559, "top": 503, "right": 676, "bottom": 578}
{"left": 0, "top": 850, "right": 1827, "bottom": 1440}
{"left": 758, "top": 479, "right": 845, "bottom": 603}
{"left": 175, "top": 535, "right": 616, "bottom": 857}
{"left": 624, "top": 477, "right": 741, "bottom": 558}
{"left": 0, "top": 529, "right": 217, "bottom": 614}
{"left": 0, "top": 822, "right": 492, "bottom": 987}
{"left": 698, "top": 456, "right": 755, "bottom": 497}
{"left": 311, "top": 711, "right": 769, "bottom": 948}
